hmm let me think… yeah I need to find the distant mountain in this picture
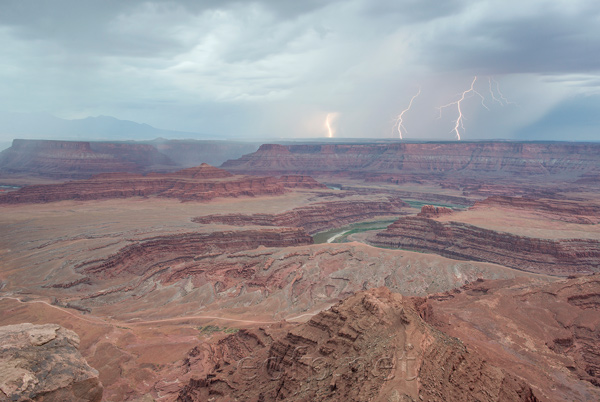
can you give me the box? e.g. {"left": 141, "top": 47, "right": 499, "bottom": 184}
{"left": 0, "top": 112, "right": 208, "bottom": 141}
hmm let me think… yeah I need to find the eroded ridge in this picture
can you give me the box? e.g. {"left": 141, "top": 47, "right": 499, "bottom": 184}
{"left": 177, "top": 287, "right": 539, "bottom": 402}
{"left": 369, "top": 216, "right": 600, "bottom": 275}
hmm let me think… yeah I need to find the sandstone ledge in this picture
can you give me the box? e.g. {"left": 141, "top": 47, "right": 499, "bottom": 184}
{"left": 0, "top": 323, "right": 103, "bottom": 402}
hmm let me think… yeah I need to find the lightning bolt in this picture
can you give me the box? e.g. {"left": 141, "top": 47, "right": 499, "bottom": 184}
{"left": 393, "top": 88, "right": 421, "bottom": 140}
{"left": 325, "top": 113, "right": 341, "bottom": 138}
{"left": 437, "top": 76, "right": 488, "bottom": 141}
{"left": 488, "top": 77, "right": 504, "bottom": 106}
{"left": 488, "top": 77, "right": 514, "bottom": 106}
{"left": 326, "top": 113, "right": 334, "bottom": 138}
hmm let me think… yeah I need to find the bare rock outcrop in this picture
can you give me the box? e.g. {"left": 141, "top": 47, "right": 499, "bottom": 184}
{"left": 0, "top": 323, "right": 103, "bottom": 402}
{"left": 194, "top": 198, "right": 407, "bottom": 234}
{"left": 177, "top": 287, "right": 539, "bottom": 402}
{"left": 0, "top": 164, "right": 286, "bottom": 204}
{"left": 369, "top": 216, "right": 600, "bottom": 275}
{"left": 417, "top": 204, "right": 453, "bottom": 217}
{"left": 421, "top": 274, "right": 600, "bottom": 401}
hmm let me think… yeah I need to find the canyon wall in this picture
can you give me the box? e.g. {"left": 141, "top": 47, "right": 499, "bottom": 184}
{"left": 0, "top": 164, "right": 286, "bottom": 204}
{"left": 79, "top": 228, "right": 313, "bottom": 280}
{"left": 222, "top": 142, "right": 600, "bottom": 180}
{"left": 369, "top": 216, "right": 600, "bottom": 275}
{"left": 194, "top": 198, "right": 407, "bottom": 234}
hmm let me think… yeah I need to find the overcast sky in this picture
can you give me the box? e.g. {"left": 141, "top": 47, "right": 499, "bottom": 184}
{"left": 1, "top": 0, "right": 599, "bottom": 141}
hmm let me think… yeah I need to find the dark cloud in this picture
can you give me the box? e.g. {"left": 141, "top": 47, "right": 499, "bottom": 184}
{"left": 419, "top": 2, "right": 600, "bottom": 75}
{"left": 360, "top": 0, "right": 467, "bottom": 24}
{"left": 0, "top": 0, "right": 598, "bottom": 141}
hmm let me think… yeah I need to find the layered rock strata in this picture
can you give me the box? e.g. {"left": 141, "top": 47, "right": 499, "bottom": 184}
{"left": 79, "top": 228, "right": 313, "bottom": 280}
{"left": 369, "top": 217, "right": 600, "bottom": 275}
{"left": 222, "top": 142, "right": 600, "bottom": 177}
{"left": 193, "top": 198, "right": 407, "bottom": 234}
{"left": 0, "top": 164, "right": 286, "bottom": 204}
{"left": 177, "top": 287, "right": 539, "bottom": 402}
{"left": 0, "top": 323, "right": 103, "bottom": 402}
{"left": 474, "top": 195, "right": 600, "bottom": 224}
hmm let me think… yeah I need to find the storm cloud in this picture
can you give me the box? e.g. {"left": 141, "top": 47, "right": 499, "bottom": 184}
{"left": 0, "top": 0, "right": 598, "bottom": 141}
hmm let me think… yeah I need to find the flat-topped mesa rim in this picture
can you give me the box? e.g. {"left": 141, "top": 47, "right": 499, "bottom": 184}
{"left": 0, "top": 164, "right": 288, "bottom": 204}
{"left": 220, "top": 141, "right": 600, "bottom": 178}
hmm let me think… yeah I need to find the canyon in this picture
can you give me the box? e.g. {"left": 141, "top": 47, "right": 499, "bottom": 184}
{"left": 0, "top": 139, "right": 599, "bottom": 401}
{"left": 193, "top": 198, "right": 407, "bottom": 234}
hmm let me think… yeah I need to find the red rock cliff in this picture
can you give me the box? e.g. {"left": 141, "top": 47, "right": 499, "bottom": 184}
{"left": 194, "top": 198, "right": 407, "bottom": 234}
{"left": 0, "top": 164, "right": 285, "bottom": 204}
{"left": 80, "top": 228, "right": 313, "bottom": 280}
{"left": 222, "top": 142, "right": 600, "bottom": 179}
{"left": 369, "top": 216, "right": 600, "bottom": 275}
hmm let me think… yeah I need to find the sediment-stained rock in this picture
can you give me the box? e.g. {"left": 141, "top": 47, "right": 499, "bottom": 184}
{"left": 193, "top": 198, "right": 407, "bottom": 234}
{"left": 473, "top": 195, "right": 600, "bottom": 224}
{"left": 369, "top": 216, "right": 600, "bottom": 275}
{"left": 0, "top": 164, "right": 286, "bottom": 204}
{"left": 0, "top": 323, "right": 103, "bottom": 402}
{"left": 177, "top": 287, "right": 539, "bottom": 402}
